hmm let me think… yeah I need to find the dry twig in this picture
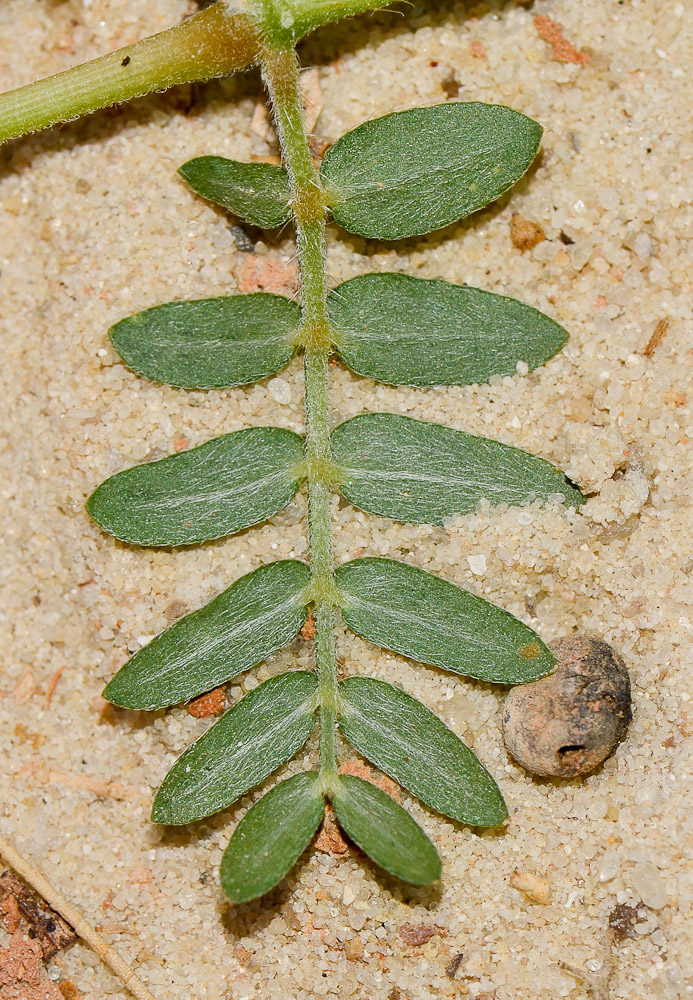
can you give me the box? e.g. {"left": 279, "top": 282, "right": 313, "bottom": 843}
{"left": 0, "top": 835, "right": 158, "bottom": 1000}
{"left": 642, "top": 317, "right": 669, "bottom": 357}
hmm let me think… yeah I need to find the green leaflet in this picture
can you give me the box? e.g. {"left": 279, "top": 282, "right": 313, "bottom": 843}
{"left": 178, "top": 156, "right": 291, "bottom": 228}
{"left": 109, "top": 294, "right": 299, "bottom": 389}
{"left": 152, "top": 671, "right": 318, "bottom": 825}
{"left": 332, "top": 413, "right": 584, "bottom": 524}
{"left": 330, "top": 274, "right": 567, "bottom": 386}
{"left": 86, "top": 427, "right": 305, "bottom": 546}
{"left": 220, "top": 772, "right": 324, "bottom": 903}
{"left": 339, "top": 677, "right": 507, "bottom": 826}
{"left": 331, "top": 774, "right": 441, "bottom": 885}
{"left": 321, "top": 103, "right": 542, "bottom": 239}
{"left": 104, "top": 560, "right": 311, "bottom": 710}
{"left": 337, "top": 557, "right": 554, "bottom": 684}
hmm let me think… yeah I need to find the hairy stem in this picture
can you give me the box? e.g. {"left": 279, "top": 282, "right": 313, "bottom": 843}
{"left": 0, "top": 833, "right": 158, "bottom": 1000}
{"left": 0, "top": 3, "right": 259, "bottom": 144}
{"left": 261, "top": 44, "right": 338, "bottom": 785}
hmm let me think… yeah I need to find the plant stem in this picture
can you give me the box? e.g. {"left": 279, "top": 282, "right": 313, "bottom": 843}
{"left": 261, "top": 44, "right": 338, "bottom": 787}
{"left": 0, "top": 833, "right": 158, "bottom": 1000}
{"left": 0, "top": 3, "right": 259, "bottom": 144}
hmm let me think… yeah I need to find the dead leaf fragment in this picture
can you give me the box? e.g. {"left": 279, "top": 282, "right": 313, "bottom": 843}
{"left": 399, "top": 923, "right": 436, "bottom": 946}
{"left": 608, "top": 902, "right": 645, "bottom": 941}
{"left": 42, "top": 771, "right": 139, "bottom": 803}
{"left": 316, "top": 761, "right": 403, "bottom": 855}
{"left": 13, "top": 669, "right": 36, "bottom": 706}
{"left": 441, "top": 74, "right": 460, "bottom": 99}
{"left": 534, "top": 15, "right": 590, "bottom": 65}
{"left": 238, "top": 257, "right": 299, "bottom": 296}
{"left": 446, "top": 952, "right": 465, "bottom": 979}
{"left": 0, "top": 872, "right": 77, "bottom": 959}
{"left": 188, "top": 686, "right": 226, "bottom": 718}
{"left": 0, "top": 931, "right": 63, "bottom": 1000}
{"left": 510, "top": 214, "right": 546, "bottom": 251}
{"left": 300, "top": 609, "right": 315, "bottom": 641}
{"left": 127, "top": 867, "right": 153, "bottom": 886}
{"left": 642, "top": 317, "right": 669, "bottom": 357}
{"left": 510, "top": 870, "right": 552, "bottom": 904}
{"left": 44, "top": 668, "right": 65, "bottom": 709}
{"left": 58, "top": 983, "right": 81, "bottom": 1000}
{"left": 315, "top": 804, "right": 350, "bottom": 855}
{"left": 338, "top": 760, "right": 401, "bottom": 801}
{"left": 164, "top": 599, "right": 189, "bottom": 621}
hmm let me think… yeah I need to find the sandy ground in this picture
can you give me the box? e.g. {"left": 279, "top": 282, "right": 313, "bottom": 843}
{"left": 0, "top": 1, "right": 691, "bottom": 998}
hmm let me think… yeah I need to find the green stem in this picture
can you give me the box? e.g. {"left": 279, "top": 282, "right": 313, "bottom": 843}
{"left": 261, "top": 44, "right": 338, "bottom": 787}
{"left": 0, "top": 4, "right": 259, "bottom": 144}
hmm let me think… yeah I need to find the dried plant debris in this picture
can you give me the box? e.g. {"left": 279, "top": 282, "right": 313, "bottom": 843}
{"left": 0, "top": 932, "right": 63, "bottom": 1000}
{"left": 502, "top": 636, "right": 631, "bottom": 777}
{"left": 608, "top": 902, "right": 646, "bottom": 941}
{"left": 642, "top": 317, "right": 670, "bottom": 357}
{"left": 0, "top": 872, "right": 77, "bottom": 959}
{"left": 187, "top": 685, "right": 226, "bottom": 718}
{"left": 445, "top": 953, "right": 465, "bottom": 980}
{"left": 534, "top": 14, "right": 590, "bottom": 65}
{"left": 399, "top": 923, "right": 437, "bottom": 947}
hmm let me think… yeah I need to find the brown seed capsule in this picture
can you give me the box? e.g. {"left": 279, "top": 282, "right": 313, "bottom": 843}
{"left": 501, "top": 636, "right": 631, "bottom": 778}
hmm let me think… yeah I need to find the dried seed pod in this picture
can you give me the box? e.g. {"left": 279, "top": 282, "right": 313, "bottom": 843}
{"left": 501, "top": 636, "right": 631, "bottom": 777}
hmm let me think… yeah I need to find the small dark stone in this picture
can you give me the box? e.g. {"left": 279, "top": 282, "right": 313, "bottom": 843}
{"left": 229, "top": 224, "right": 255, "bottom": 253}
{"left": 501, "top": 636, "right": 632, "bottom": 778}
{"left": 441, "top": 75, "right": 461, "bottom": 99}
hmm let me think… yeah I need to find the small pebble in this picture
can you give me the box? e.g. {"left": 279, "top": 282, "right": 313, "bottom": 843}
{"left": 597, "top": 848, "right": 621, "bottom": 882}
{"left": 510, "top": 870, "right": 552, "bottom": 904}
{"left": 509, "top": 213, "right": 546, "bottom": 251}
{"left": 267, "top": 377, "right": 292, "bottom": 404}
{"left": 229, "top": 223, "right": 255, "bottom": 253}
{"left": 501, "top": 636, "right": 632, "bottom": 777}
{"left": 631, "top": 861, "right": 668, "bottom": 910}
{"left": 467, "top": 554, "right": 487, "bottom": 575}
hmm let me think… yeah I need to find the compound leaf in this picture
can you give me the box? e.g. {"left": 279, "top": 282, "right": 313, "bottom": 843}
{"left": 179, "top": 156, "right": 291, "bottom": 228}
{"left": 220, "top": 772, "right": 324, "bottom": 903}
{"left": 337, "top": 557, "right": 554, "bottom": 684}
{"left": 109, "top": 294, "right": 299, "bottom": 389}
{"left": 152, "top": 671, "right": 318, "bottom": 825}
{"left": 330, "top": 273, "right": 567, "bottom": 386}
{"left": 339, "top": 676, "right": 507, "bottom": 826}
{"left": 87, "top": 427, "right": 305, "bottom": 546}
{"left": 104, "top": 560, "right": 311, "bottom": 710}
{"left": 321, "top": 103, "right": 542, "bottom": 239}
{"left": 332, "top": 413, "right": 584, "bottom": 524}
{"left": 332, "top": 774, "right": 441, "bottom": 885}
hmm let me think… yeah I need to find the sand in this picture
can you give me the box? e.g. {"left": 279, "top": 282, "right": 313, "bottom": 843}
{"left": 0, "top": 0, "right": 691, "bottom": 997}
